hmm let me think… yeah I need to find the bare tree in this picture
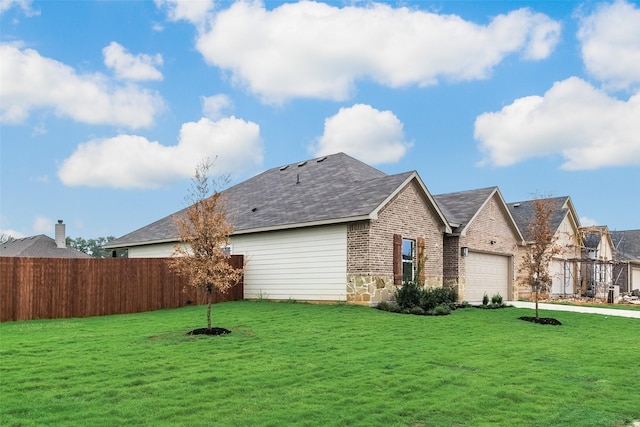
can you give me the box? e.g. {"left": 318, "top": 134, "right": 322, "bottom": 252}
{"left": 519, "top": 198, "right": 561, "bottom": 320}
{"left": 170, "top": 159, "right": 243, "bottom": 331}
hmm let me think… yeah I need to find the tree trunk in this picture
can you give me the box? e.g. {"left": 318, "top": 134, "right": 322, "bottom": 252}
{"left": 207, "top": 284, "right": 212, "bottom": 330}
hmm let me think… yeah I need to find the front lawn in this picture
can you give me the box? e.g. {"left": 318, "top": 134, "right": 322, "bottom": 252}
{"left": 1, "top": 302, "right": 638, "bottom": 426}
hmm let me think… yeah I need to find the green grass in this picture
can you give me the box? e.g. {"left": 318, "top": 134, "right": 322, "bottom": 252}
{"left": 1, "top": 301, "right": 639, "bottom": 427}
{"left": 543, "top": 301, "right": 640, "bottom": 311}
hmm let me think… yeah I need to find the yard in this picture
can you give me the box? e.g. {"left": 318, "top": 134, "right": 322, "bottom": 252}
{"left": 1, "top": 301, "right": 638, "bottom": 426}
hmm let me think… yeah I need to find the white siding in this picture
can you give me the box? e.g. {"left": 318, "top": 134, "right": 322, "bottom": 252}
{"left": 128, "top": 243, "right": 175, "bottom": 258}
{"left": 632, "top": 267, "right": 640, "bottom": 292}
{"left": 465, "top": 252, "right": 510, "bottom": 303}
{"left": 550, "top": 259, "right": 573, "bottom": 295}
{"left": 232, "top": 225, "right": 348, "bottom": 301}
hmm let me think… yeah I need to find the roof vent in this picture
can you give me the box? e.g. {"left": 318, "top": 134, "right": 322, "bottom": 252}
{"left": 251, "top": 207, "right": 257, "bottom": 212}
{"left": 513, "top": 203, "right": 521, "bottom": 207}
{"left": 297, "top": 161, "right": 307, "bottom": 167}
{"left": 279, "top": 165, "right": 289, "bottom": 171}
{"left": 316, "top": 156, "right": 327, "bottom": 163}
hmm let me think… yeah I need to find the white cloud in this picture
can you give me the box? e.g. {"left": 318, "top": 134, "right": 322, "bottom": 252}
{"left": 202, "top": 94, "right": 232, "bottom": 120}
{"left": 33, "top": 216, "right": 52, "bottom": 234}
{"left": 0, "top": 0, "right": 38, "bottom": 16}
{"left": 580, "top": 216, "right": 598, "bottom": 227}
{"left": 194, "top": 2, "right": 560, "bottom": 103}
{"left": 474, "top": 77, "right": 640, "bottom": 170}
{"left": 155, "top": 0, "right": 213, "bottom": 26}
{"left": 103, "top": 42, "right": 163, "bottom": 81}
{"left": 0, "top": 44, "right": 164, "bottom": 128}
{"left": 58, "top": 117, "right": 263, "bottom": 189}
{"left": 578, "top": 0, "right": 640, "bottom": 91}
{"left": 311, "top": 104, "right": 411, "bottom": 165}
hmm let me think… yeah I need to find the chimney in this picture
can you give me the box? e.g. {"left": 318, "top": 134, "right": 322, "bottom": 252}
{"left": 55, "top": 220, "right": 66, "bottom": 248}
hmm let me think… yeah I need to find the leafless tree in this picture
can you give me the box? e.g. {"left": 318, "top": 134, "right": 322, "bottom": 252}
{"left": 170, "top": 159, "right": 243, "bottom": 331}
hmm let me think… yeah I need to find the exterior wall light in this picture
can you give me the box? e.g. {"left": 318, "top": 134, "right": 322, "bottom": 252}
{"left": 460, "top": 247, "right": 469, "bottom": 257}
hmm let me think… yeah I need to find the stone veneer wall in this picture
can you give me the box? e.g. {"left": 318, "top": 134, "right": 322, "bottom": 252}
{"left": 346, "top": 180, "right": 444, "bottom": 303}
{"left": 445, "top": 194, "right": 521, "bottom": 301}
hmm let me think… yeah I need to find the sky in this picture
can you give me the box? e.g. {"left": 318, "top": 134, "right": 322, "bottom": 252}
{"left": 1, "top": 0, "right": 639, "bottom": 242}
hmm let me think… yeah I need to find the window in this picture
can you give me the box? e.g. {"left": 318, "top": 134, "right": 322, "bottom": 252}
{"left": 402, "top": 239, "right": 415, "bottom": 283}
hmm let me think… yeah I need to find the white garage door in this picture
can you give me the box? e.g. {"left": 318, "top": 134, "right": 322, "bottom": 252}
{"left": 465, "top": 252, "right": 510, "bottom": 303}
{"left": 632, "top": 267, "right": 640, "bottom": 292}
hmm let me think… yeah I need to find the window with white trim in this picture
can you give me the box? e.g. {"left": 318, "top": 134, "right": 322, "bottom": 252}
{"left": 402, "top": 239, "right": 415, "bottom": 283}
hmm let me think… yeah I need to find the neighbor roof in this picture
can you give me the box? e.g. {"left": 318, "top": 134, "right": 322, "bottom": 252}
{"left": 611, "top": 230, "right": 640, "bottom": 261}
{"left": 106, "top": 152, "right": 450, "bottom": 248}
{"left": 434, "top": 187, "right": 524, "bottom": 241}
{"left": 0, "top": 235, "right": 91, "bottom": 258}
{"left": 507, "top": 196, "right": 579, "bottom": 241}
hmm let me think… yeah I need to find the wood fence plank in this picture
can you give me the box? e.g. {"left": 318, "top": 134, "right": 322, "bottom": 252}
{"left": 0, "top": 256, "right": 243, "bottom": 322}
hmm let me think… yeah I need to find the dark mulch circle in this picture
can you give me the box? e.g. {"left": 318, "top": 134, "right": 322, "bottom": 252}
{"left": 187, "top": 327, "right": 231, "bottom": 336}
{"left": 519, "top": 316, "right": 562, "bottom": 326}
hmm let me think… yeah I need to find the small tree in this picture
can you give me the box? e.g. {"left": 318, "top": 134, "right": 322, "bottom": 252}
{"left": 519, "top": 198, "right": 561, "bottom": 320}
{"left": 170, "top": 159, "right": 243, "bottom": 331}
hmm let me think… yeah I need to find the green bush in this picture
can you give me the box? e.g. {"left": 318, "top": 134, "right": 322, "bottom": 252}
{"left": 428, "top": 304, "right": 452, "bottom": 316}
{"left": 395, "top": 281, "right": 423, "bottom": 309}
{"left": 376, "top": 301, "right": 400, "bottom": 313}
{"left": 482, "top": 293, "right": 490, "bottom": 306}
{"left": 409, "top": 306, "right": 425, "bottom": 315}
{"left": 392, "top": 284, "right": 458, "bottom": 315}
{"left": 491, "top": 293, "right": 503, "bottom": 305}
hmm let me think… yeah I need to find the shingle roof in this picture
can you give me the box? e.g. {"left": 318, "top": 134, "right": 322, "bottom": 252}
{"left": 0, "top": 235, "right": 91, "bottom": 258}
{"left": 106, "top": 152, "right": 442, "bottom": 248}
{"left": 611, "top": 230, "right": 640, "bottom": 261}
{"left": 434, "top": 187, "right": 498, "bottom": 232}
{"left": 507, "top": 196, "right": 572, "bottom": 241}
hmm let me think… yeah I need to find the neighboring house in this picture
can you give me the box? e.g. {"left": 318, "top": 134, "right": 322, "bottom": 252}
{"left": 508, "top": 197, "right": 582, "bottom": 298}
{"left": 579, "top": 225, "right": 616, "bottom": 298}
{"left": 0, "top": 220, "right": 90, "bottom": 258}
{"left": 434, "top": 187, "right": 524, "bottom": 303}
{"left": 611, "top": 230, "right": 640, "bottom": 293}
{"left": 104, "top": 153, "right": 452, "bottom": 303}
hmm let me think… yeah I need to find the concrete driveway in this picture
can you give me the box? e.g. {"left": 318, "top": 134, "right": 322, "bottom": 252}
{"left": 508, "top": 301, "right": 640, "bottom": 319}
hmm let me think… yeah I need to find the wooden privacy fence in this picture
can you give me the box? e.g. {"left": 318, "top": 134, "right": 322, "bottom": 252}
{"left": 0, "top": 256, "right": 244, "bottom": 322}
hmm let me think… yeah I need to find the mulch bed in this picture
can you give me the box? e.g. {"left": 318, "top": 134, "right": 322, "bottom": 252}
{"left": 187, "top": 327, "right": 231, "bottom": 336}
{"left": 518, "top": 316, "right": 562, "bottom": 326}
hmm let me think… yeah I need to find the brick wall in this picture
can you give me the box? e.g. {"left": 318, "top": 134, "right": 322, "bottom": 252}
{"left": 347, "top": 180, "right": 444, "bottom": 303}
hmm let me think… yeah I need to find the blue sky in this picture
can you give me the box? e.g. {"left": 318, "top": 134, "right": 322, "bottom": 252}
{"left": 1, "top": 0, "right": 639, "bottom": 241}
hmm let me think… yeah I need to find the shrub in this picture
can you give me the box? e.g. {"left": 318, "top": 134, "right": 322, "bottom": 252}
{"left": 376, "top": 301, "right": 400, "bottom": 313}
{"left": 482, "top": 293, "right": 490, "bottom": 306}
{"left": 421, "top": 287, "right": 458, "bottom": 311}
{"left": 395, "top": 281, "right": 423, "bottom": 309}
{"left": 409, "top": 306, "right": 425, "bottom": 315}
{"left": 428, "top": 304, "right": 452, "bottom": 316}
{"left": 491, "top": 293, "right": 503, "bottom": 305}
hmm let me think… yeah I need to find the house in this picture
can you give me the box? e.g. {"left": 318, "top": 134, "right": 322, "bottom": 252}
{"left": 104, "top": 153, "right": 452, "bottom": 303}
{"left": 0, "top": 220, "right": 90, "bottom": 258}
{"left": 611, "top": 230, "right": 640, "bottom": 294}
{"left": 508, "top": 197, "right": 582, "bottom": 299}
{"left": 434, "top": 187, "right": 525, "bottom": 303}
{"left": 578, "top": 225, "right": 616, "bottom": 298}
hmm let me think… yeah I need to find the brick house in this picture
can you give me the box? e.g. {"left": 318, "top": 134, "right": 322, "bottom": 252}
{"left": 105, "top": 153, "right": 451, "bottom": 303}
{"left": 434, "top": 187, "right": 524, "bottom": 303}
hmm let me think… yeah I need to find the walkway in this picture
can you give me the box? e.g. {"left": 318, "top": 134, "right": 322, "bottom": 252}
{"left": 507, "top": 301, "right": 640, "bottom": 319}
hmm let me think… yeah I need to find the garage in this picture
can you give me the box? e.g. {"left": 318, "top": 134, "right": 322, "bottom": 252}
{"left": 632, "top": 266, "right": 640, "bottom": 292}
{"left": 465, "top": 252, "right": 511, "bottom": 303}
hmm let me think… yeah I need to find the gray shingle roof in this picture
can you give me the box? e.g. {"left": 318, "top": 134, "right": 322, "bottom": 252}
{"left": 106, "top": 153, "right": 431, "bottom": 248}
{"left": 507, "top": 196, "right": 571, "bottom": 241}
{"left": 434, "top": 187, "right": 498, "bottom": 232}
{"left": 611, "top": 230, "right": 640, "bottom": 261}
{"left": 0, "top": 235, "right": 91, "bottom": 258}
